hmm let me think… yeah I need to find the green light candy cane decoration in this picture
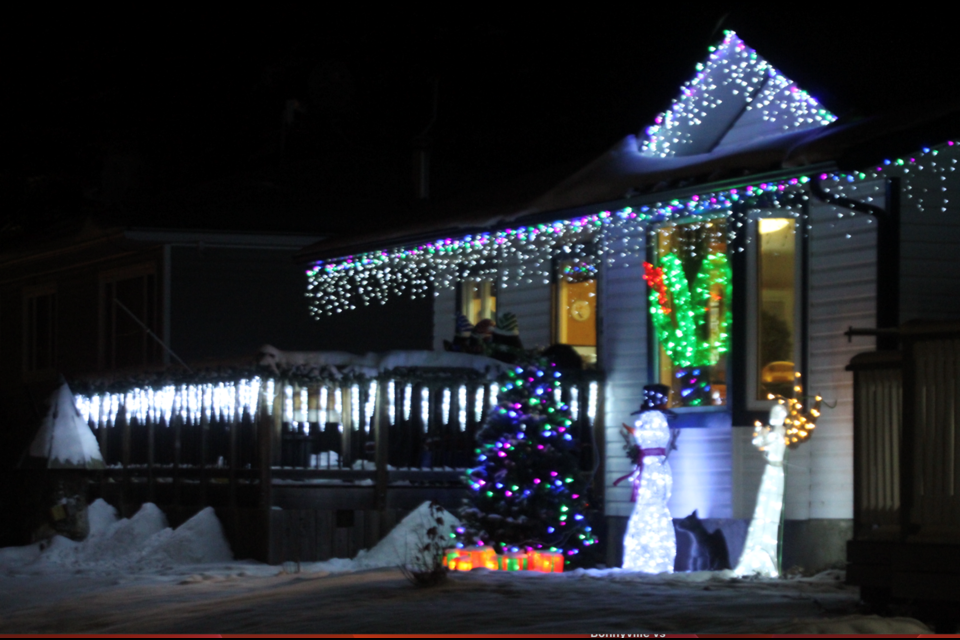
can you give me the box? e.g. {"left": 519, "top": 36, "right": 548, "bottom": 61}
{"left": 644, "top": 252, "right": 732, "bottom": 368}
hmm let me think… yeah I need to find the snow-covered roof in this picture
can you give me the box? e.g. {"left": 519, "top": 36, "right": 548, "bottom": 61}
{"left": 258, "top": 346, "right": 509, "bottom": 378}
{"left": 297, "top": 32, "right": 960, "bottom": 266}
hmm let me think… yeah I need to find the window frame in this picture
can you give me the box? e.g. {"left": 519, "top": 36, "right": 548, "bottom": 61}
{"left": 454, "top": 266, "right": 500, "bottom": 330}
{"left": 551, "top": 250, "right": 600, "bottom": 367}
{"left": 745, "top": 212, "right": 806, "bottom": 412}
{"left": 22, "top": 284, "right": 57, "bottom": 375}
{"left": 645, "top": 214, "right": 731, "bottom": 413}
{"left": 99, "top": 263, "right": 161, "bottom": 371}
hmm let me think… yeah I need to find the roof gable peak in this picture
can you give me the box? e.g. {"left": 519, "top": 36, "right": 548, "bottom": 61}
{"left": 641, "top": 31, "right": 836, "bottom": 158}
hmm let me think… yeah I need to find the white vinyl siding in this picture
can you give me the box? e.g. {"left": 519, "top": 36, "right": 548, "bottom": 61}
{"left": 791, "top": 190, "right": 879, "bottom": 520}
{"left": 432, "top": 287, "right": 457, "bottom": 352}
{"left": 601, "top": 227, "right": 650, "bottom": 517}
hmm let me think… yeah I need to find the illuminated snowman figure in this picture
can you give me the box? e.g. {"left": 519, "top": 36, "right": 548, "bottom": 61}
{"left": 734, "top": 402, "right": 789, "bottom": 577}
{"left": 621, "top": 385, "right": 676, "bottom": 573}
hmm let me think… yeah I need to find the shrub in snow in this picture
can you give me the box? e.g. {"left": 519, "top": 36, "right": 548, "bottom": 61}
{"left": 398, "top": 502, "right": 450, "bottom": 587}
{"left": 357, "top": 501, "right": 460, "bottom": 570}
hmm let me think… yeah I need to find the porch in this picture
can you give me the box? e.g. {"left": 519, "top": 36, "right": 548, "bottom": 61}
{"left": 70, "top": 356, "right": 604, "bottom": 564}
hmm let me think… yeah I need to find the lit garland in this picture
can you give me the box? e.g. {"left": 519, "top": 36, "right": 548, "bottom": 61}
{"left": 641, "top": 31, "right": 835, "bottom": 158}
{"left": 769, "top": 373, "right": 823, "bottom": 449}
{"left": 75, "top": 378, "right": 264, "bottom": 428}
{"left": 643, "top": 252, "right": 731, "bottom": 368}
{"left": 306, "top": 137, "right": 960, "bottom": 315}
{"left": 735, "top": 373, "right": 824, "bottom": 577}
{"left": 458, "top": 361, "right": 598, "bottom": 561}
{"left": 305, "top": 179, "right": 811, "bottom": 315}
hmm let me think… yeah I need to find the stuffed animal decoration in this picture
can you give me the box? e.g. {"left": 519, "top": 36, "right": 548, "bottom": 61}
{"left": 491, "top": 312, "right": 523, "bottom": 350}
{"left": 444, "top": 314, "right": 477, "bottom": 353}
{"left": 675, "top": 510, "right": 731, "bottom": 572}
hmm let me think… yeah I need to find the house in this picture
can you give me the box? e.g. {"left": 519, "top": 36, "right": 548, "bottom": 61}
{"left": 294, "top": 31, "right": 960, "bottom": 575}
{"left": 0, "top": 217, "right": 327, "bottom": 474}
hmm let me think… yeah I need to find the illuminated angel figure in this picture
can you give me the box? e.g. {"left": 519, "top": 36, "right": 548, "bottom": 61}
{"left": 735, "top": 373, "right": 823, "bottom": 577}
{"left": 733, "top": 402, "right": 788, "bottom": 577}
{"left": 619, "top": 384, "right": 676, "bottom": 573}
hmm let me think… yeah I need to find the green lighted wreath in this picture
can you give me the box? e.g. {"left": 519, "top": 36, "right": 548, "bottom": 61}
{"left": 643, "top": 252, "right": 731, "bottom": 368}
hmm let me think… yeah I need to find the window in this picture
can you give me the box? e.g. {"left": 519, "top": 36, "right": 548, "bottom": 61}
{"left": 460, "top": 278, "right": 497, "bottom": 326}
{"left": 649, "top": 218, "right": 730, "bottom": 408}
{"left": 755, "top": 218, "right": 798, "bottom": 400}
{"left": 555, "top": 258, "right": 598, "bottom": 365}
{"left": 23, "top": 286, "right": 56, "bottom": 373}
{"left": 101, "top": 266, "right": 161, "bottom": 370}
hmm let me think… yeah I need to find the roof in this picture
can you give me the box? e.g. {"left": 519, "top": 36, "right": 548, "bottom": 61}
{"left": 297, "top": 32, "right": 960, "bottom": 264}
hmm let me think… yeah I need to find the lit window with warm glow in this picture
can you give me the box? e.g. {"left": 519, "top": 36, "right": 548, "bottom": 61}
{"left": 461, "top": 278, "right": 497, "bottom": 326}
{"left": 555, "top": 259, "right": 597, "bottom": 365}
{"left": 651, "top": 219, "right": 730, "bottom": 407}
{"left": 757, "top": 218, "right": 797, "bottom": 400}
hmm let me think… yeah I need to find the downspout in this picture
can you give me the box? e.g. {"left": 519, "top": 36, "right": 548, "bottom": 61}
{"left": 809, "top": 176, "right": 901, "bottom": 350}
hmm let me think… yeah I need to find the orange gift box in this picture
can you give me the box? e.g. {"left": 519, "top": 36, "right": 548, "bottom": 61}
{"left": 444, "top": 547, "right": 498, "bottom": 571}
{"left": 527, "top": 550, "right": 564, "bottom": 573}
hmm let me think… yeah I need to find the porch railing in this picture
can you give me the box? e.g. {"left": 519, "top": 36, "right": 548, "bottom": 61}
{"left": 74, "top": 367, "right": 603, "bottom": 508}
{"left": 849, "top": 321, "right": 960, "bottom": 542}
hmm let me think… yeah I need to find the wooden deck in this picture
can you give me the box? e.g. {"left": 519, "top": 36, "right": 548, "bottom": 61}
{"left": 68, "top": 365, "right": 603, "bottom": 564}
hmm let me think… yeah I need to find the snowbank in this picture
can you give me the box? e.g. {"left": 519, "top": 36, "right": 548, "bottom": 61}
{"left": 137, "top": 508, "right": 233, "bottom": 569}
{"left": 355, "top": 502, "right": 460, "bottom": 569}
{"left": 0, "top": 500, "right": 233, "bottom": 575}
{"left": 769, "top": 615, "right": 931, "bottom": 634}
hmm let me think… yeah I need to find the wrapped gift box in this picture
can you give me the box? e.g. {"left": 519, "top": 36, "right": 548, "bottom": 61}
{"left": 527, "top": 551, "right": 564, "bottom": 573}
{"left": 499, "top": 552, "right": 529, "bottom": 571}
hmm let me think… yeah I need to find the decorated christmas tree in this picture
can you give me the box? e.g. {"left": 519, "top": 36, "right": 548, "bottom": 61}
{"left": 458, "top": 359, "right": 598, "bottom": 563}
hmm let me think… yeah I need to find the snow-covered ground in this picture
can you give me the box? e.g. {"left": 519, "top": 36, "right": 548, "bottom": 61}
{"left": 0, "top": 501, "right": 931, "bottom": 635}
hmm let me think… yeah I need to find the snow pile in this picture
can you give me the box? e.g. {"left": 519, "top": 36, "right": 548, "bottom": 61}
{"left": 136, "top": 508, "right": 233, "bottom": 569}
{"left": 86, "top": 499, "right": 119, "bottom": 536}
{"left": 0, "top": 500, "right": 233, "bottom": 575}
{"left": 0, "top": 543, "right": 42, "bottom": 569}
{"left": 258, "top": 345, "right": 508, "bottom": 377}
{"left": 46, "top": 503, "right": 167, "bottom": 567}
{"left": 29, "top": 382, "right": 103, "bottom": 469}
{"left": 355, "top": 502, "right": 460, "bottom": 569}
{"left": 769, "top": 615, "right": 931, "bottom": 634}
{"left": 310, "top": 451, "right": 339, "bottom": 468}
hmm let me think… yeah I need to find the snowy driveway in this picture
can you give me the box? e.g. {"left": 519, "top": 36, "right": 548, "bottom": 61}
{"left": 0, "top": 566, "right": 930, "bottom": 635}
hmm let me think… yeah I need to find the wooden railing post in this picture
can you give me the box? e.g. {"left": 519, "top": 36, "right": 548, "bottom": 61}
{"left": 121, "top": 412, "right": 131, "bottom": 512}
{"left": 173, "top": 413, "right": 182, "bottom": 508}
{"left": 900, "top": 334, "right": 917, "bottom": 541}
{"left": 341, "top": 383, "right": 352, "bottom": 468}
{"left": 258, "top": 385, "right": 274, "bottom": 563}
{"left": 147, "top": 420, "right": 156, "bottom": 504}
{"left": 374, "top": 377, "right": 389, "bottom": 515}
{"left": 200, "top": 403, "right": 209, "bottom": 506}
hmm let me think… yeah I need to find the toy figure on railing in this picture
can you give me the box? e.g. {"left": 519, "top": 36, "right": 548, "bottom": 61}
{"left": 617, "top": 384, "right": 677, "bottom": 573}
{"left": 444, "top": 313, "right": 524, "bottom": 363}
{"left": 734, "top": 373, "right": 823, "bottom": 577}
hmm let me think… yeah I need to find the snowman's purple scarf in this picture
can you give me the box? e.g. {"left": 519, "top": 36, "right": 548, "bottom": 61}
{"left": 613, "top": 448, "right": 667, "bottom": 502}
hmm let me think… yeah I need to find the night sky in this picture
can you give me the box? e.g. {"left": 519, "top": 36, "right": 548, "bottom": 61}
{"left": 3, "top": 9, "right": 960, "bottom": 237}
